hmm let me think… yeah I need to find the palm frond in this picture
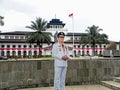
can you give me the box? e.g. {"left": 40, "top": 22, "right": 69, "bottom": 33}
{"left": 80, "top": 25, "right": 108, "bottom": 55}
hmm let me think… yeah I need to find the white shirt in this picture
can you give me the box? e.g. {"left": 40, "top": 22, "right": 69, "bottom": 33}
{"left": 52, "top": 43, "right": 70, "bottom": 67}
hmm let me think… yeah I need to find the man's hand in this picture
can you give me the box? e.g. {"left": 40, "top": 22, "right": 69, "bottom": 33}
{"left": 62, "top": 55, "right": 69, "bottom": 61}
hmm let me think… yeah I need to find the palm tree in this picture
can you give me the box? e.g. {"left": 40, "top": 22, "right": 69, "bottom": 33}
{"left": 0, "top": 16, "right": 4, "bottom": 26}
{"left": 80, "top": 25, "right": 108, "bottom": 56}
{"left": 26, "top": 17, "right": 52, "bottom": 57}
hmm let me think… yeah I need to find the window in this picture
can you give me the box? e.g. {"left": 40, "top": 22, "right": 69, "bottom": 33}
{"left": 20, "top": 36, "right": 24, "bottom": 39}
{"left": 18, "top": 51, "right": 21, "bottom": 56}
{"left": 7, "top": 45, "right": 10, "bottom": 48}
{"left": 1, "top": 45, "right": 4, "bottom": 48}
{"left": 24, "top": 45, "right": 27, "bottom": 48}
{"left": 100, "top": 51, "right": 102, "bottom": 54}
{"left": 18, "top": 45, "right": 21, "bottom": 48}
{"left": 95, "top": 51, "right": 98, "bottom": 55}
{"left": 82, "top": 45, "right": 84, "bottom": 48}
{"left": 60, "top": 25, "right": 63, "bottom": 28}
{"left": 82, "top": 51, "right": 85, "bottom": 56}
{"left": 5, "top": 36, "right": 9, "bottom": 39}
{"left": 12, "top": 51, "right": 16, "bottom": 56}
{"left": 104, "top": 45, "right": 106, "bottom": 48}
{"left": 1, "top": 51, "right": 4, "bottom": 56}
{"left": 50, "top": 25, "right": 52, "bottom": 28}
{"left": 12, "top": 45, "right": 16, "bottom": 48}
{"left": 78, "top": 45, "right": 80, "bottom": 48}
{"left": 34, "top": 45, "right": 37, "bottom": 48}
{"left": 74, "top": 45, "right": 76, "bottom": 48}
{"left": 79, "top": 37, "right": 81, "bottom": 40}
{"left": 87, "top": 51, "right": 89, "bottom": 55}
{"left": 95, "top": 45, "right": 98, "bottom": 48}
{"left": 71, "top": 37, "right": 73, "bottom": 40}
{"left": 78, "top": 50, "right": 81, "bottom": 55}
{"left": 75, "top": 37, "right": 77, "bottom": 40}
{"left": 87, "top": 45, "right": 89, "bottom": 48}
{"left": 10, "top": 36, "right": 14, "bottom": 39}
{"left": 6, "top": 51, "right": 10, "bottom": 56}
{"left": 55, "top": 25, "right": 57, "bottom": 28}
{"left": 15, "top": 36, "right": 19, "bottom": 39}
{"left": 29, "top": 45, "right": 32, "bottom": 48}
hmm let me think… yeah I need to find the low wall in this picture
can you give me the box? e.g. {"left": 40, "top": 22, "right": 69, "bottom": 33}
{"left": 0, "top": 58, "right": 120, "bottom": 89}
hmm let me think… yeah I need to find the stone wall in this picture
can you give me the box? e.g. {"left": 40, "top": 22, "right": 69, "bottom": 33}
{"left": 0, "top": 59, "right": 120, "bottom": 89}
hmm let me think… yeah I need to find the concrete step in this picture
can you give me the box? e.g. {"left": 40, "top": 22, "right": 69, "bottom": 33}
{"left": 101, "top": 81, "right": 120, "bottom": 90}
{"left": 113, "top": 77, "right": 120, "bottom": 83}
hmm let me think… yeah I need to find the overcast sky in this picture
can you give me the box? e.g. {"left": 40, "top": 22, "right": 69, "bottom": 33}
{"left": 0, "top": 0, "right": 120, "bottom": 41}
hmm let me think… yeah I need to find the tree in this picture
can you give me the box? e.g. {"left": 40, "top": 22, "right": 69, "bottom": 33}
{"left": 26, "top": 17, "right": 52, "bottom": 57}
{"left": 80, "top": 25, "right": 108, "bottom": 56}
{"left": 106, "top": 41, "right": 116, "bottom": 50}
{"left": 0, "top": 16, "right": 4, "bottom": 26}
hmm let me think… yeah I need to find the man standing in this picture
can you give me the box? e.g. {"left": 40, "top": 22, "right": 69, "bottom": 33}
{"left": 52, "top": 32, "right": 71, "bottom": 90}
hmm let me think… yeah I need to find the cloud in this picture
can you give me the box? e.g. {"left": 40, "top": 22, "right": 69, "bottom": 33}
{"left": 0, "top": 0, "right": 36, "bottom": 14}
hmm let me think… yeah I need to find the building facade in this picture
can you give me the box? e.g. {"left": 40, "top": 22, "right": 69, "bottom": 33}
{"left": 0, "top": 18, "right": 119, "bottom": 58}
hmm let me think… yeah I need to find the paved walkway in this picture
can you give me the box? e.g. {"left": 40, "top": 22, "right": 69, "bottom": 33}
{"left": 17, "top": 84, "right": 112, "bottom": 90}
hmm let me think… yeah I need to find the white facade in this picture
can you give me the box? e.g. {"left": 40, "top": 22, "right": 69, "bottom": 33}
{"left": 0, "top": 31, "right": 119, "bottom": 58}
{"left": 0, "top": 18, "right": 119, "bottom": 58}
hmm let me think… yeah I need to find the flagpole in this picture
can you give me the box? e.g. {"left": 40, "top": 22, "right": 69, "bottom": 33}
{"left": 69, "top": 13, "right": 75, "bottom": 57}
{"left": 72, "top": 16, "right": 75, "bottom": 58}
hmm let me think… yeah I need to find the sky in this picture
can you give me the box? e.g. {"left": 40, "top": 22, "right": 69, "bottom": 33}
{"left": 0, "top": 0, "right": 120, "bottom": 41}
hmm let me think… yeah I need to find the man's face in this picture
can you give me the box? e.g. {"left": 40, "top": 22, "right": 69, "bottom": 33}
{"left": 58, "top": 36, "right": 64, "bottom": 43}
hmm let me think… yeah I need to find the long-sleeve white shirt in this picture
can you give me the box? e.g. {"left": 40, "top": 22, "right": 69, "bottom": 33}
{"left": 52, "top": 43, "right": 70, "bottom": 67}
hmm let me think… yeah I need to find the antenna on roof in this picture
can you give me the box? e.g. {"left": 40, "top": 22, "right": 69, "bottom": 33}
{"left": 55, "top": 14, "right": 56, "bottom": 19}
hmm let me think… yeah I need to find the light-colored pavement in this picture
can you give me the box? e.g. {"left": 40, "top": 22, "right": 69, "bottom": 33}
{"left": 17, "top": 84, "right": 112, "bottom": 90}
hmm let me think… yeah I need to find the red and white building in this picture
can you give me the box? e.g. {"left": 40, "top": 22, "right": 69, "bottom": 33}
{"left": 0, "top": 18, "right": 119, "bottom": 58}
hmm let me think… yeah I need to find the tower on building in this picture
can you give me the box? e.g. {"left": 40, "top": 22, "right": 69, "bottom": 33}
{"left": 46, "top": 18, "right": 67, "bottom": 42}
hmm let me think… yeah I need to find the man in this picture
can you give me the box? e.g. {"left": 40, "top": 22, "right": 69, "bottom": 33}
{"left": 52, "top": 32, "right": 71, "bottom": 90}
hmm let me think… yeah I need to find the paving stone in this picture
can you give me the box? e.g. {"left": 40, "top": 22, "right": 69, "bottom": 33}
{"left": 17, "top": 84, "right": 112, "bottom": 90}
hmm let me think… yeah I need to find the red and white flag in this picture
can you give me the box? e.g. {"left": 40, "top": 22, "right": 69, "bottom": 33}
{"left": 69, "top": 13, "right": 73, "bottom": 17}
